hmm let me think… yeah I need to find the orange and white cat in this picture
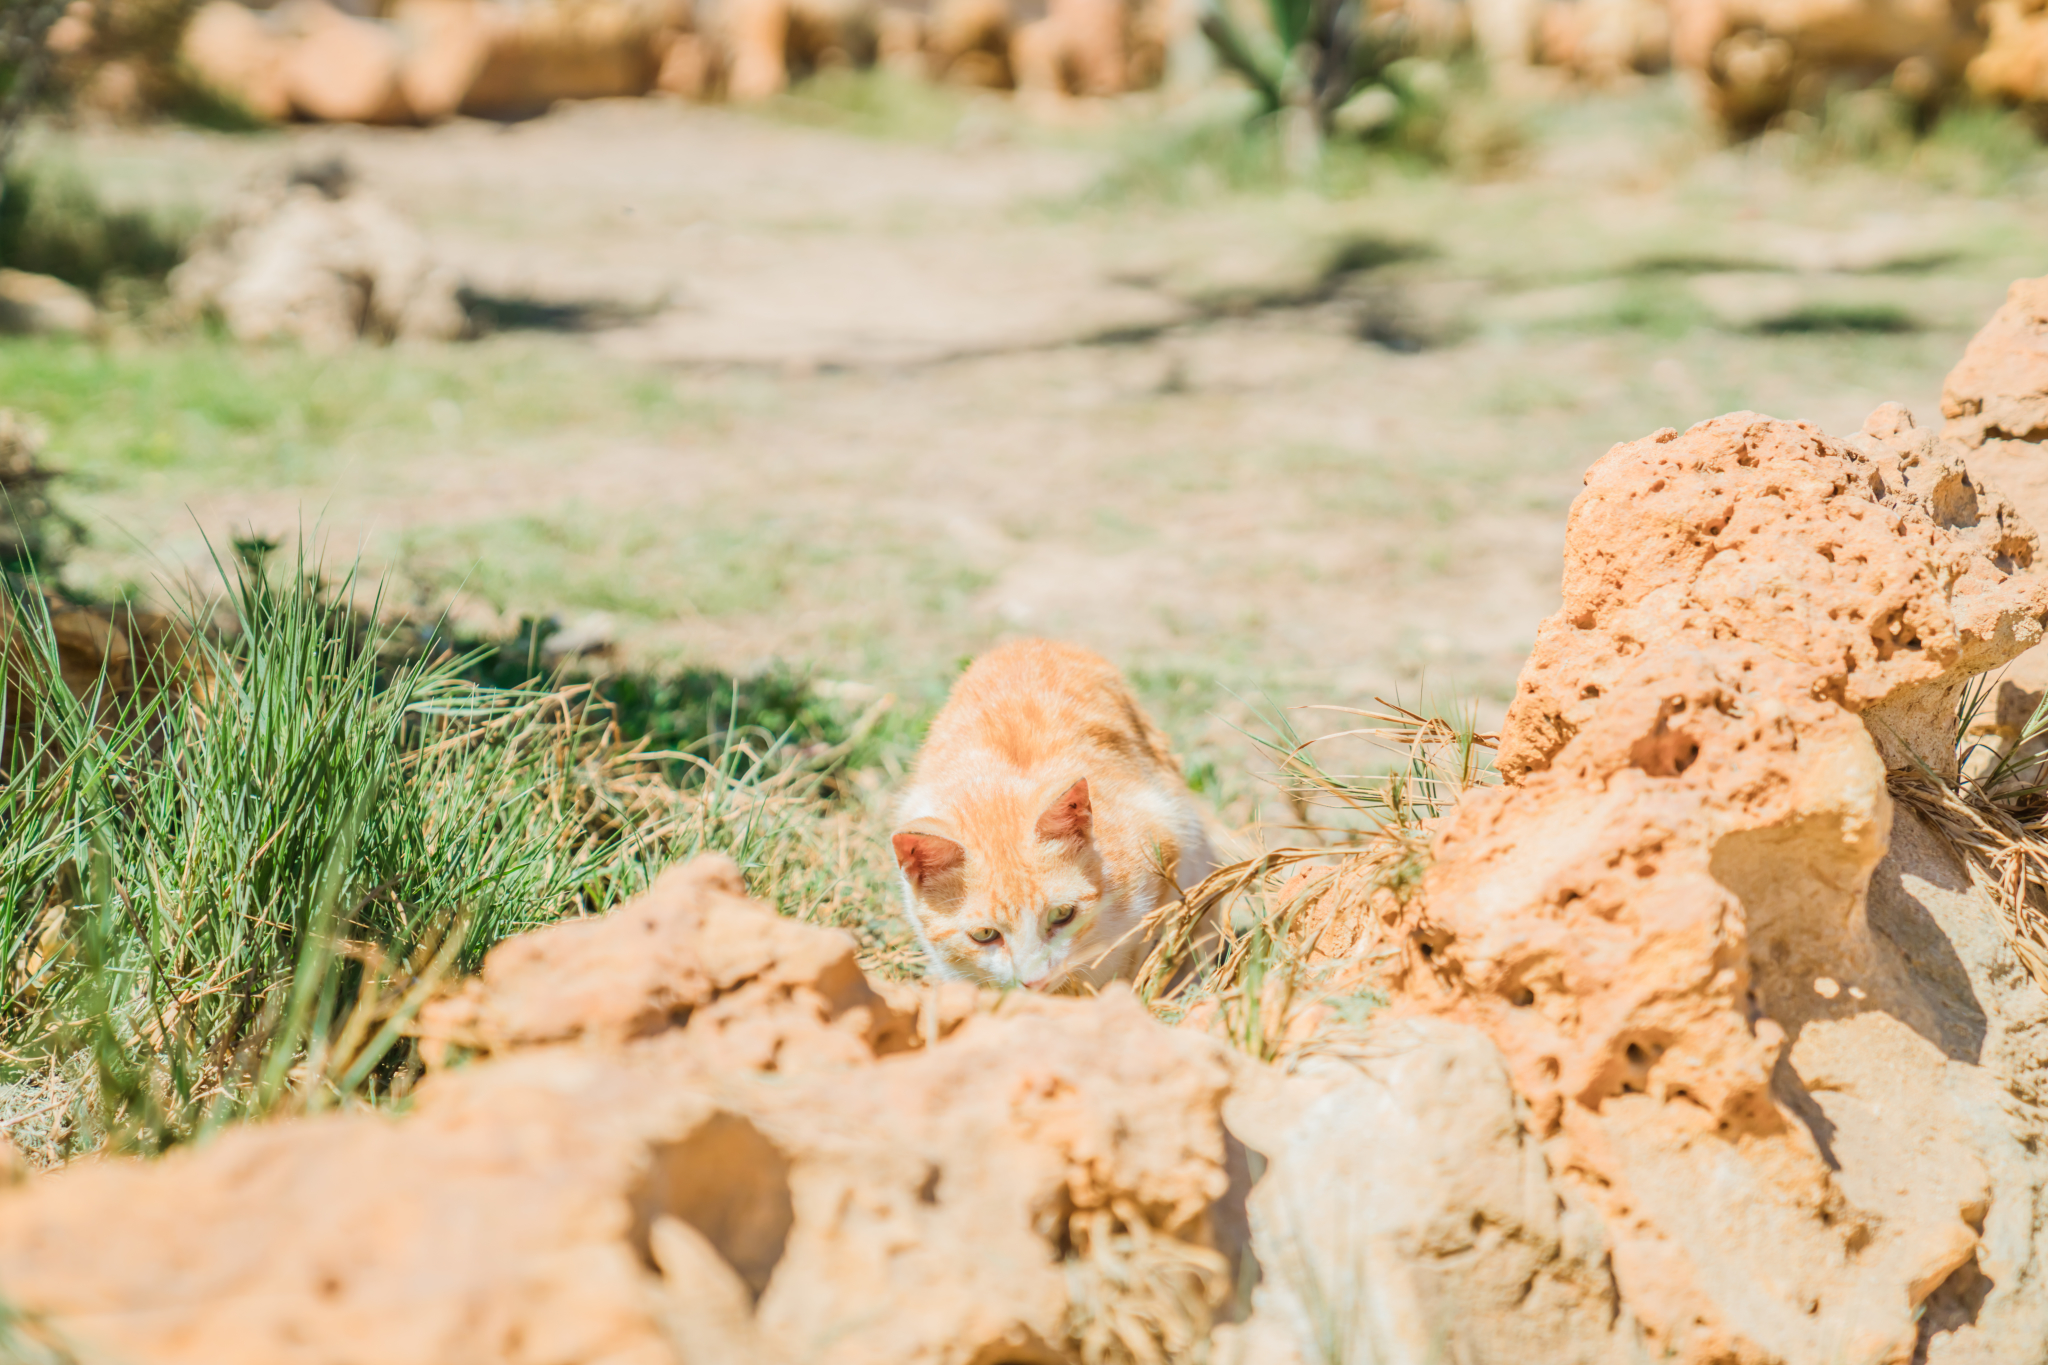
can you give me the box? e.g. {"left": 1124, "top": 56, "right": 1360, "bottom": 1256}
{"left": 891, "top": 639, "right": 1217, "bottom": 993}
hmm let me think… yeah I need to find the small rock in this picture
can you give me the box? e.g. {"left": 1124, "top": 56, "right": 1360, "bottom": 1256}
{"left": 0, "top": 271, "right": 96, "bottom": 337}
{"left": 168, "top": 158, "right": 467, "bottom": 349}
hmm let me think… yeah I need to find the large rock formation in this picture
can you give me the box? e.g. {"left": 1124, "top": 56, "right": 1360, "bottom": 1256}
{"left": 1394, "top": 396, "right": 2048, "bottom": 1362}
{"left": 1936, "top": 277, "right": 2048, "bottom": 760}
{"left": 0, "top": 857, "right": 1257, "bottom": 1365}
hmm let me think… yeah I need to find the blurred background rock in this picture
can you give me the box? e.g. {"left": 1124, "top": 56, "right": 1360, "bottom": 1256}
{"left": 7, "top": 0, "right": 2044, "bottom": 138}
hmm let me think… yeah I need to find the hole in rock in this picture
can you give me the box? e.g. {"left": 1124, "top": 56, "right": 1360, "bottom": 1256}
{"left": 630, "top": 1111, "right": 795, "bottom": 1302}
{"left": 1628, "top": 726, "right": 1700, "bottom": 778}
{"left": 1539, "top": 1056, "right": 1560, "bottom": 1080}
{"left": 918, "top": 1163, "right": 942, "bottom": 1205}
{"left": 1509, "top": 986, "right": 1536, "bottom": 1007}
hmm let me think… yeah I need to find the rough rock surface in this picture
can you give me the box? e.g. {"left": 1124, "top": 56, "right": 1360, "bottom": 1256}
{"left": 1499, "top": 407, "right": 2044, "bottom": 782}
{"left": 0, "top": 856, "right": 1251, "bottom": 1365}
{"left": 1944, "top": 275, "right": 2048, "bottom": 451}
{"left": 1235, "top": 1019, "right": 1644, "bottom": 1365}
{"left": 1397, "top": 402, "right": 2048, "bottom": 1363}
{"left": 167, "top": 161, "right": 466, "bottom": 349}
{"left": 1939, "top": 276, "right": 2048, "bottom": 742}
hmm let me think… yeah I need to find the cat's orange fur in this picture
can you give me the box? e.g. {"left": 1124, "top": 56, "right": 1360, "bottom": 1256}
{"left": 892, "top": 639, "right": 1216, "bottom": 993}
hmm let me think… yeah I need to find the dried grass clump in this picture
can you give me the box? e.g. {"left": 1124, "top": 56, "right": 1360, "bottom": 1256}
{"left": 1886, "top": 673, "right": 2048, "bottom": 995}
{"left": 1137, "top": 699, "right": 1495, "bottom": 1059}
{"left": 1063, "top": 1197, "right": 1232, "bottom": 1365}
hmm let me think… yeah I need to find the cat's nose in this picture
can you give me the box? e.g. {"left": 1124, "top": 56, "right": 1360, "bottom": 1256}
{"left": 1022, "top": 974, "right": 1053, "bottom": 991}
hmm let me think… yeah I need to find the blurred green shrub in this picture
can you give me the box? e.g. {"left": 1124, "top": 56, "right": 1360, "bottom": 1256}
{"left": 0, "top": 162, "right": 193, "bottom": 295}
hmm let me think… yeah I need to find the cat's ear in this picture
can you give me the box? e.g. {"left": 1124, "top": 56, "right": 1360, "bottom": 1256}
{"left": 893, "top": 830, "right": 964, "bottom": 886}
{"left": 1036, "top": 778, "right": 1092, "bottom": 844}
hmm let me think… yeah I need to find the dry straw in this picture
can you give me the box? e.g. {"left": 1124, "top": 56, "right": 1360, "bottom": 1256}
{"left": 1134, "top": 699, "right": 1495, "bottom": 1056}
{"left": 1885, "top": 672, "right": 2048, "bottom": 995}
{"left": 1063, "top": 1197, "right": 1232, "bottom": 1365}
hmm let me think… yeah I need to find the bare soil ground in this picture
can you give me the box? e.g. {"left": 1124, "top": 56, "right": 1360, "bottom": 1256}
{"left": 24, "top": 83, "right": 2048, "bottom": 740}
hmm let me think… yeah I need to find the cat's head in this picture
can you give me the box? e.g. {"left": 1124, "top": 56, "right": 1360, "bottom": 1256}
{"left": 892, "top": 777, "right": 1116, "bottom": 992}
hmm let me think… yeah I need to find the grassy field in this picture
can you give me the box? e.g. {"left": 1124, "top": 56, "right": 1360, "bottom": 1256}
{"left": 2, "top": 72, "right": 2046, "bottom": 1157}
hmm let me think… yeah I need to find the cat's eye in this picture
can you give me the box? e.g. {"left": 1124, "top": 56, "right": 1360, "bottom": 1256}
{"left": 1048, "top": 905, "right": 1077, "bottom": 928}
{"left": 968, "top": 927, "right": 1001, "bottom": 944}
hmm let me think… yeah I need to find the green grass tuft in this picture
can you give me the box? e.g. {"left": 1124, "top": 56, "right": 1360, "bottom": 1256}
{"left": 0, "top": 549, "right": 913, "bottom": 1160}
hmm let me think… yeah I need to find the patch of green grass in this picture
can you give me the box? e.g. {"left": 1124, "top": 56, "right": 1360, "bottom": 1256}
{"left": 438, "top": 614, "right": 925, "bottom": 783}
{"left": 1604, "top": 276, "right": 1715, "bottom": 338}
{"left": 1915, "top": 104, "right": 2047, "bottom": 193}
{"left": 398, "top": 505, "right": 834, "bottom": 622}
{"left": 760, "top": 68, "right": 985, "bottom": 144}
{"left": 1481, "top": 372, "right": 1582, "bottom": 416}
{"left": 1081, "top": 106, "right": 1398, "bottom": 208}
{"left": 0, "top": 335, "right": 718, "bottom": 490}
{"left": 0, "top": 551, "right": 913, "bottom": 1161}
{"left": 1779, "top": 87, "right": 2047, "bottom": 195}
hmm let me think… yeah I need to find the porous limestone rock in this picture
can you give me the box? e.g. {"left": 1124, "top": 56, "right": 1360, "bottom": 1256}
{"left": 417, "top": 854, "right": 914, "bottom": 1065}
{"left": 1945, "top": 275, "right": 2048, "bottom": 452}
{"left": 168, "top": 160, "right": 467, "bottom": 349}
{"left": 1499, "top": 409, "right": 2046, "bottom": 782}
{"left": 1239, "top": 1018, "right": 1646, "bottom": 1365}
{"left": 1936, "top": 275, "right": 2048, "bottom": 756}
{"left": 0, "top": 855, "right": 1250, "bottom": 1365}
{"left": 1395, "top": 401, "right": 2048, "bottom": 1363}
